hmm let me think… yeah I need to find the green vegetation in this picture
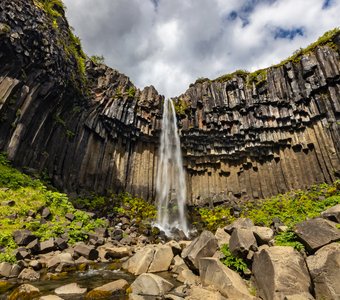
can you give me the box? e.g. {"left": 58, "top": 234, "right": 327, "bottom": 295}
{"left": 220, "top": 244, "right": 249, "bottom": 275}
{"left": 198, "top": 206, "right": 235, "bottom": 231}
{"left": 247, "top": 69, "right": 267, "bottom": 87}
{"left": 274, "top": 230, "right": 305, "bottom": 251}
{"left": 127, "top": 87, "right": 136, "bottom": 98}
{"left": 173, "top": 98, "right": 189, "bottom": 116}
{"left": 90, "top": 55, "right": 105, "bottom": 64}
{"left": 213, "top": 69, "right": 248, "bottom": 83}
{"left": 0, "top": 153, "right": 106, "bottom": 263}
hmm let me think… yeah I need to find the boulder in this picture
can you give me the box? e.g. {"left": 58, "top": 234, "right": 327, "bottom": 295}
{"left": 8, "top": 284, "right": 40, "bottom": 300}
{"left": 253, "top": 246, "right": 313, "bottom": 300}
{"left": 74, "top": 244, "right": 98, "bottom": 260}
{"left": 176, "top": 268, "right": 200, "bottom": 285}
{"left": 39, "top": 238, "right": 56, "bottom": 254}
{"left": 130, "top": 273, "right": 174, "bottom": 296}
{"left": 294, "top": 218, "right": 340, "bottom": 253}
{"left": 321, "top": 204, "right": 340, "bottom": 223}
{"left": 55, "top": 238, "right": 68, "bottom": 250}
{"left": 18, "top": 268, "right": 40, "bottom": 281}
{"left": 85, "top": 279, "right": 129, "bottom": 299}
{"left": 129, "top": 294, "right": 147, "bottom": 300}
{"left": 166, "top": 240, "right": 182, "bottom": 256}
{"left": 122, "top": 247, "right": 155, "bottom": 275}
{"left": 29, "top": 260, "right": 42, "bottom": 271}
{"left": 199, "top": 257, "right": 254, "bottom": 299}
{"left": 224, "top": 218, "right": 254, "bottom": 234}
{"left": 251, "top": 226, "right": 274, "bottom": 245}
{"left": 46, "top": 252, "right": 74, "bottom": 269}
{"left": 39, "top": 296, "right": 64, "bottom": 300}
{"left": 55, "top": 283, "right": 87, "bottom": 296}
{"left": 10, "top": 264, "right": 21, "bottom": 277}
{"left": 104, "top": 246, "right": 131, "bottom": 259}
{"left": 306, "top": 243, "right": 340, "bottom": 300}
{"left": 15, "top": 248, "right": 31, "bottom": 260}
{"left": 181, "top": 231, "right": 218, "bottom": 271}
{"left": 13, "top": 230, "right": 36, "bottom": 246}
{"left": 41, "top": 207, "right": 51, "bottom": 219}
{"left": 229, "top": 228, "right": 257, "bottom": 258}
{"left": 26, "top": 239, "right": 40, "bottom": 254}
{"left": 0, "top": 262, "right": 12, "bottom": 277}
{"left": 283, "top": 293, "right": 315, "bottom": 300}
{"left": 215, "top": 228, "right": 230, "bottom": 248}
{"left": 185, "top": 286, "right": 227, "bottom": 300}
{"left": 65, "top": 213, "right": 75, "bottom": 221}
{"left": 148, "top": 245, "right": 174, "bottom": 272}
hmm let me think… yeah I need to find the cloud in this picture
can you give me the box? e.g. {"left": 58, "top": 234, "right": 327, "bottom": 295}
{"left": 63, "top": 0, "right": 340, "bottom": 97}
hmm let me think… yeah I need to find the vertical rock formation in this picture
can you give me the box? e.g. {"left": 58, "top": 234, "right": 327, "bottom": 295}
{"left": 0, "top": 0, "right": 339, "bottom": 206}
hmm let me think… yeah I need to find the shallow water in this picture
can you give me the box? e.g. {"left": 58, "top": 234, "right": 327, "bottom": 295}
{"left": 0, "top": 264, "right": 135, "bottom": 300}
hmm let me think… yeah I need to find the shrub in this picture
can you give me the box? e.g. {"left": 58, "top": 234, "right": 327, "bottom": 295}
{"left": 220, "top": 244, "right": 249, "bottom": 276}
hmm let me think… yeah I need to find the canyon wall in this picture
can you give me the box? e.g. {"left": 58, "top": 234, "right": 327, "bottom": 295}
{"left": 0, "top": 0, "right": 339, "bottom": 206}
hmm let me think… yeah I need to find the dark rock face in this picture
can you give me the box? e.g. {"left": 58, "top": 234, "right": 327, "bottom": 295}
{"left": 0, "top": 0, "right": 339, "bottom": 205}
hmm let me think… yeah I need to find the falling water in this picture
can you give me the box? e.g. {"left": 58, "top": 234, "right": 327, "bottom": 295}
{"left": 156, "top": 98, "right": 188, "bottom": 236}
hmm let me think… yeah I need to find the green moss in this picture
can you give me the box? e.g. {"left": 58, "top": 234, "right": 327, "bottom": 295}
{"left": 173, "top": 98, "right": 189, "bottom": 116}
{"left": 90, "top": 55, "right": 105, "bottom": 64}
{"left": 213, "top": 69, "right": 249, "bottom": 83}
{"left": 198, "top": 206, "right": 235, "bottom": 232}
{"left": 247, "top": 69, "right": 267, "bottom": 87}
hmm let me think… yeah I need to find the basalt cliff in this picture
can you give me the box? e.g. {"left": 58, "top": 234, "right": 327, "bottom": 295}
{"left": 0, "top": 0, "right": 339, "bottom": 206}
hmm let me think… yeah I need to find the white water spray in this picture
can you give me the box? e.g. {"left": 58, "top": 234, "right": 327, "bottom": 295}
{"left": 156, "top": 98, "right": 188, "bottom": 236}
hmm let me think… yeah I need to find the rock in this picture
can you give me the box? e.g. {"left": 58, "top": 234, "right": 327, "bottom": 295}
{"left": 29, "top": 260, "right": 42, "bottom": 271}
{"left": 74, "top": 244, "right": 98, "bottom": 260}
{"left": 13, "top": 230, "right": 36, "bottom": 246}
{"left": 166, "top": 240, "right": 182, "bottom": 256}
{"left": 65, "top": 213, "right": 75, "bottom": 221}
{"left": 251, "top": 226, "right": 274, "bottom": 245}
{"left": 229, "top": 228, "right": 257, "bottom": 258}
{"left": 170, "top": 255, "right": 187, "bottom": 274}
{"left": 199, "top": 257, "right": 254, "bottom": 299}
{"left": 26, "top": 239, "right": 40, "bottom": 254}
{"left": 130, "top": 273, "right": 174, "bottom": 296}
{"left": 294, "top": 218, "right": 340, "bottom": 253}
{"left": 181, "top": 230, "right": 218, "bottom": 271}
{"left": 55, "top": 238, "right": 68, "bottom": 250}
{"left": 1, "top": 200, "right": 15, "bottom": 206}
{"left": 215, "top": 228, "right": 230, "bottom": 248}
{"left": 46, "top": 252, "right": 74, "bottom": 269}
{"left": 164, "top": 294, "right": 185, "bottom": 300}
{"left": 105, "top": 246, "right": 131, "bottom": 259}
{"left": 10, "top": 264, "right": 22, "bottom": 277}
{"left": 321, "top": 204, "right": 340, "bottom": 223}
{"left": 39, "top": 296, "right": 64, "bottom": 300}
{"left": 148, "top": 245, "right": 174, "bottom": 272}
{"left": 224, "top": 218, "right": 254, "bottom": 234}
{"left": 18, "top": 268, "right": 40, "bottom": 281}
{"left": 253, "top": 246, "right": 313, "bottom": 300}
{"left": 129, "top": 294, "right": 147, "bottom": 300}
{"left": 8, "top": 284, "right": 40, "bottom": 299}
{"left": 306, "top": 243, "right": 340, "bottom": 300}
{"left": 85, "top": 279, "right": 129, "bottom": 299}
{"left": 176, "top": 268, "right": 200, "bottom": 285}
{"left": 55, "top": 283, "right": 87, "bottom": 296}
{"left": 122, "top": 247, "right": 154, "bottom": 275}
{"left": 185, "top": 286, "right": 227, "bottom": 300}
{"left": 15, "top": 248, "right": 31, "bottom": 260}
{"left": 283, "top": 293, "right": 315, "bottom": 300}
{"left": 0, "top": 262, "right": 12, "bottom": 277}
{"left": 39, "top": 238, "right": 56, "bottom": 254}
{"left": 41, "top": 207, "right": 51, "bottom": 219}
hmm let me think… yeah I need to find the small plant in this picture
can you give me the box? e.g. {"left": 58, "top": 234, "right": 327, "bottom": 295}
{"left": 220, "top": 244, "right": 249, "bottom": 275}
{"left": 198, "top": 206, "right": 235, "bottom": 232}
{"left": 274, "top": 230, "right": 305, "bottom": 251}
{"left": 90, "top": 55, "right": 105, "bottom": 64}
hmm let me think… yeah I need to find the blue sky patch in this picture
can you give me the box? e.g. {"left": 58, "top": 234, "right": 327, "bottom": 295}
{"left": 274, "top": 27, "right": 304, "bottom": 40}
{"left": 322, "top": 0, "right": 334, "bottom": 9}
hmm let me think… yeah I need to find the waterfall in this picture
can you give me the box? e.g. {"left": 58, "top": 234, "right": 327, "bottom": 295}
{"left": 156, "top": 98, "right": 188, "bottom": 236}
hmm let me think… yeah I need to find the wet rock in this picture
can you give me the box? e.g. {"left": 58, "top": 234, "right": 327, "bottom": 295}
{"left": 181, "top": 230, "right": 218, "bottom": 271}
{"left": 9, "top": 284, "right": 40, "bottom": 299}
{"left": 130, "top": 273, "right": 174, "bottom": 296}
{"left": 85, "top": 279, "right": 129, "bottom": 299}
{"left": 229, "top": 228, "right": 257, "bottom": 258}
{"left": 74, "top": 244, "right": 98, "bottom": 260}
{"left": 13, "top": 230, "right": 36, "bottom": 246}
{"left": 199, "top": 257, "right": 254, "bottom": 299}
{"left": 306, "top": 243, "right": 340, "bottom": 300}
{"left": 321, "top": 204, "right": 340, "bottom": 223}
{"left": 215, "top": 228, "right": 230, "bottom": 248}
{"left": 148, "top": 245, "right": 174, "bottom": 272}
{"left": 294, "top": 218, "right": 340, "bottom": 253}
{"left": 55, "top": 283, "right": 87, "bottom": 296}
{"left": 122, "top": 246, "right": 154, "bottom": 275}
{"left": 253, "top": 246, "right": 313, "bottom": 300}
{"left": 18, "top": 268, "right": 40, "bottom": 281}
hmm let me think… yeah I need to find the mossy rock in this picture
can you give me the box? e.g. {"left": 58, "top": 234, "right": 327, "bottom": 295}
{"left": 8, "top": 284, "right": 40, "bottom": 300}
{"left": 0, "top": 280, "right": 12, "bottom": 294}
{"left": 46, "top": 272, "right": 68, "bottom": 280}
{"left": 85, "top": 290, "right": 113, "bottom": 299}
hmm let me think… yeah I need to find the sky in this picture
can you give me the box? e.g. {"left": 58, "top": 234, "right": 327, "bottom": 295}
{"left": 63, "top": 0, "right": 339, "bottom": 97}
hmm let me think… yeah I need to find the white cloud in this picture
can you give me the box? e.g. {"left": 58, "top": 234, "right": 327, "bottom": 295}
{"left": 63, "top": 0, "right": 340, "bottom": 97}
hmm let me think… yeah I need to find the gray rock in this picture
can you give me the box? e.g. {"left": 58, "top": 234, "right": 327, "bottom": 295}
{"left": 321, "top": 204, "right": 340, "bottom": 223}
{"left": 15, "top": 248, "right": 31, "bottom": 260}
{"left": 46, "top": 252, "right": 74, "bottom": 269}
{"left": 39, "top": 296, "right": 64, "bottom": 300}
{"left": 18, "top": 268, "right": 40, "bottom": 281}
{"left": 74, "top": 244, "right": 98, "bottom": 260}
{"left": 104, "top": 246, "right": 131, "bottom": 259}
{"left": 29, "top": 260, "right": 42, "bottom": 271}
{"left": 41, "top": 207, "right": 51, "bottom": 219}
{"left": 65, "top": 213, "right": 75, "bottom": 221}
{"left": 55, "top": 238, "right": 68, "bottom": 250}
{"left": 130, "top": 273, "right": 174, "bottom": 296}
{"left": 55, "top": 283, "right": 87, "bottom": 296}
{"left": 224, "top": 218, "right": 254, "bottom": 234}
{"left": 306, "top": 243, "right": 340, "bottom": 300}
{"left": 0, "top": 261, "right": 12, "bottom": 277}
{"left": 148, "top": 245, "right": 174, "bottom": 272}
{"left": 185, "top": 286, "right": 227, "bottom": 300}
{"left": 39, "top": 238, "right": 56, "bottom": 254}
{"left": 215, "top": 228, "right": 231, "bottom": 248}
{"left": 181, "top": 230, "right": 218, "bottom": 271}
{"left": 199, "top": 257, "right": 255, "bottom": 299}
{"left": 26, "top": 238, "right": 40, "bottom": 254}
{"left": 85, "top": 279, "right": 129, "bottom": 298}
{"left": 10, "top": 264, "right": 22, "bottom": 277}
{"left": 294, "top": 218, "right": 340, "bottom": 253}
{"left": 253, "top": 246, "right": 313, "bottom": 300}
{"left": 251, "top": 226, "right": 274, "bottom": 245}
{"left": 229, "top": 228, "right": 257, "bottom": 258}
{"left": 13, "top": 230, "right": 36, "bottom": 246}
